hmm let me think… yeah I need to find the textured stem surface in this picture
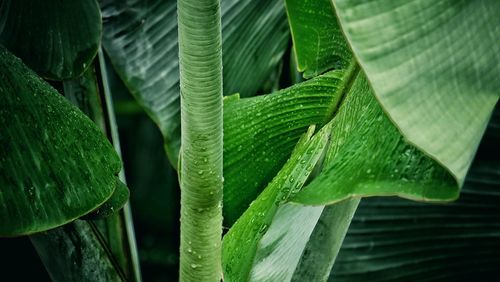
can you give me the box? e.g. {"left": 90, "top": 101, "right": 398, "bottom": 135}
{"left": 177, "top": 0, "right": 223, "bottom": 281}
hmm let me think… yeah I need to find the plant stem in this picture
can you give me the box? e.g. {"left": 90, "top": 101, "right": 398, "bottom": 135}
{"left": 98, "top": 48, "right": 143, "bottom": 282}
{"left": 177, "top": 0, "right": 223, "bottom": 280}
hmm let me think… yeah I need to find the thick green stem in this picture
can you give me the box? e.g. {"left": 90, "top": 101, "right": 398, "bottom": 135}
{"left": 177, "top": 0, "right": 223, "bottom": 281}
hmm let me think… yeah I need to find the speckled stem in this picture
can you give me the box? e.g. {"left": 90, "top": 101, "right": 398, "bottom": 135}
{"left": 177, "top": 0, "right": 223, "bottom": 281}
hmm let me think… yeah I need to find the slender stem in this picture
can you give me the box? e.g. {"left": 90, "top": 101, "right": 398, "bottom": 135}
{"left": 98, "top": 48, "right": 143, "bottom": 282}
{"left": 177, "top": 0, "right": 224, "bottom": 280}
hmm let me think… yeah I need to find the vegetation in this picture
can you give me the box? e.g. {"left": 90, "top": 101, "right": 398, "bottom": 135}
{"left": 0, "top": 0, "right": 499, "bottom": 281}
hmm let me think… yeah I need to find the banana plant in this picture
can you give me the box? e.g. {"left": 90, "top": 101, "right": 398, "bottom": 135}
{"left": 0, "top": 0, "right": 499, "bottom": 281}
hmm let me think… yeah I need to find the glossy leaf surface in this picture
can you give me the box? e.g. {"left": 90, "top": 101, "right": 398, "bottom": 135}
{"left": 332, "top": 0, "right": 500, "bottom": 184}
{"left": 223, "top": 125, "right": 331, "bottom": 281}
{"left": 293, "top": 73, "right": 457, "bottom": 205}
{"left": 0, "top": 0, "right": 102, "bottom": 80}
{"left": 0, "top": 47, "right": 120, "bottom": 236}
{"left": 223, "top": 70, "right": 348, "bottom": 224}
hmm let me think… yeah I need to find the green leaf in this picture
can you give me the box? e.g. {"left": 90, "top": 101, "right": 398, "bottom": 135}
{"left": 0, "top": 0, "right": 102, "bottom": 80}
{"left": 248, "top": 199, "right": 360, "bottom": 282}
{"left": 223, "top": 69, "right": 349, "bottom": 225}
{"left": 30, "top": 220, "right": 126, "bottom": 281}
{"left": 291, "top": 199, "right": 359, "bottom": 281}
{"left": 82, "top": 180, "right": 129, "bottom": 220}
{"left": 330, "top": 107, "right": 500, "bottom": 281}
{"left": 331, "top": 164, "right": 500, "bottom": 281}
{"left": 0, "top": 46, "right": 120, "bottom": 236}
{"left": 332, "top": 0, "right": 500, "bottom": 184}
{"left": 249, "top": 203, "right": 325, "bottom": 281}
{"left": 292, "top": 72, "right": 457, "bottom": 205}
{"left": 222, "top": 124, "right": 331, "bottom": 281}
{"left": 285, "top": 0, "right": 352, "bottom": 78}
{"left": 100, "top": 0, "right": 290, "bottom": 165}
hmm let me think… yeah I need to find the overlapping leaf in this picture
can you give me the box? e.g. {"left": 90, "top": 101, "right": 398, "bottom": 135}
{"left": 222, "top": 125, "right": 331, "bottom": 281}
{"left": 329, "top": 107, "right": 500, "bottom": 281}
{"left": 292, "top": 73, "right": 457, "bottom": 205}
{"left": 100, "top": 0, "right": 290, "bottom": 165}
{"left": 0, "top": 0, "right": 102, "bottom": 80}
{"left": 332, "top": 0, "right": 500, "bottom": 184}
{"left": 0, "top": 47, "right": 121, "bottom": 236}
{"left": 223, "top": 70, "right": 349, "bottom": 224}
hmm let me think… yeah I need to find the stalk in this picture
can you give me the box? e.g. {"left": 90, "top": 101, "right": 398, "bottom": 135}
{"left": 177, "top": 0, "right": 224, "bottom": 280}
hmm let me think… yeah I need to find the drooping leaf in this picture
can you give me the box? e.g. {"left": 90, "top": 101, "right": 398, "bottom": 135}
{"left": 0, "top": 46, "right": 120, "bottom": 236}
{"left": 100, "top": 0, "right": 290, "bottom": 165}
{"left": 332, "top": 0, "right": 500, "bottom": 184}
{"left": 329, "top": 105, "right": 500, "bottom": 281}
{"left": 292, "top": 72, "right": 457, "bottom": 205}
{"left": 0, "top": 0, "right": 102, "bottom": 80}
{"left": 30, "top": 220, "right": 125, "bottom": 282}
{"left": 222, "top": 124, "right": 331, "bottom": 281}
{"left": 285, "top": 0, "right": 352, "bottom": 78}
{"left": 223, "top": 69, "right": 352, "bottom": 224}
{"left": 61, "top": 61, "right": 138, "bottom": 280}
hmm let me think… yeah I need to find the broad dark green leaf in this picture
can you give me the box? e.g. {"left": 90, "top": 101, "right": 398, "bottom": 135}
{"left": 223, "top": 69, "right": 350, "bottom": 224}
{"left": 0, "top": 0, "right": 102, "bottom": 80}
{"left": 31, "top": 220, "right": 125, "bottom": 282}
{"left": 223, "top": 124, "right": 331, "bottom": 281}
{"left": 0, "top": 46, "right": 120, "bottom": 236}
{"left": 331, "top": 165, "right": 500, "bottom": 281}
{"left": 285, "top": 0, "right": 352, "bottom": 78}
{"left": 100, "top": 0, "right": 290, "bottom": 165}
{"left": 332, "top": 0, "right": 500, "bottom": 184}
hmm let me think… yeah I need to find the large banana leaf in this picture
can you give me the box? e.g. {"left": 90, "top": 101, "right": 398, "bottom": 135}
{"left": 331, "top": 165, "right": 500, "bottom": 281}
{"left": 0, "top": 47, "right": 121, "bottom": 236}
{"left": 0, "top": 0, "right": 102, "bottom": 80}
{"left": 292, "top": 72, "right": 456, "bottom": 205}
{"left": 332, "top": 0, "right": 500, "bottom": 184}
{"left": 100, "top": 0, "right": 289, "bottom": 165}
{"left": 330, "top": 106, "right": 500, "bottom": 281}
{"left": 222, "top": 69, "right": 459, "bottom": 281}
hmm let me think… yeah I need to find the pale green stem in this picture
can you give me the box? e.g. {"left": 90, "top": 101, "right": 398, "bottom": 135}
{"left": 177, "top": 0, "right": 224, "bottom": 281}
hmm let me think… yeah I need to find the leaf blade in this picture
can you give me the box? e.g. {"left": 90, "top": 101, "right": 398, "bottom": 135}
{"left": 332, "top": 0, "right": 500, "bottom": 184}
{"left": 0, "top": 0, "right": 102, "bottom": 80}
{"left": 0, "top": 46, "right": 120, "bottom": 236}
